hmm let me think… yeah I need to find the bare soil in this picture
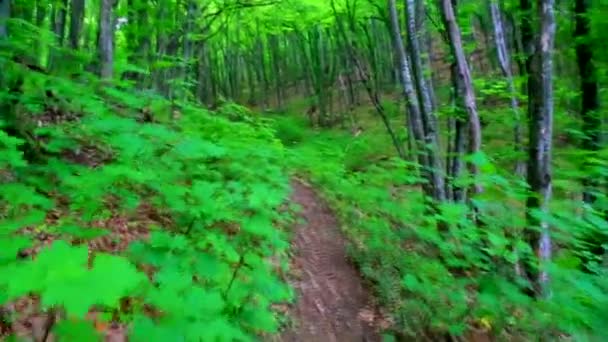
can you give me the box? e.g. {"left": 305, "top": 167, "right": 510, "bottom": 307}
{"left": 275, "top": 179, "right": 385, "bottom": 342}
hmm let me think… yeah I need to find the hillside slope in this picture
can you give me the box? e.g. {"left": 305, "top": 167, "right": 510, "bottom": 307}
{"left": 0, "top": 64, "right": 294, "bottom": 340}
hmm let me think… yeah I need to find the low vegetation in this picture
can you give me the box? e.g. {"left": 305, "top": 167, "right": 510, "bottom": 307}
{"left": 1, "top": 0, "right": 607, "bottom": 340}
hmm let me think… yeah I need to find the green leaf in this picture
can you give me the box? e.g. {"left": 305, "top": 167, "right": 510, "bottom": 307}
{"left": 0, "top": 236, "right": 32, "bottom": 263}
{"left": 57, "top": 224, "right": 109, "bottom": 240}
{"left": 53, "top": 319, "right": 102, "bottom": 342}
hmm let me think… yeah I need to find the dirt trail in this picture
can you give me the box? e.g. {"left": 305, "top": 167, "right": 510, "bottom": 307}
{"left": 276, "top": 179, "right": 383, "bottom": 342}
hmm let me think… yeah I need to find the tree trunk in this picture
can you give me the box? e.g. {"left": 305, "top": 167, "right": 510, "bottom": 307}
{"left": 98, "top": 0, "right": 116, "bottom": 79}
{"left": 406, "top": 0, "right": 446, "bottom": 202}
{"left": 269, "top": 34, "right": 283, "bottom": 110}
{"left": 0, "top": 0, "right": 9, "bottom": 39}
{"left": 490, "top": 0, "right": 525, "bottom": 176}
{"left": 332, "top": 0, "right": 405, "bottom": 159}
{"left": 440, "top": 0, "right": 483, "bottom": 195}
{"left": 447, "top": 60, "right": 468, "bottom": 203}
{"left": 416, "top": 0, "right": 438, "bottom": 111}
{"left": 574, "top": 0, "right": 601, "bottom": 204}
{"left": 388, "top": 0, "right": 443, "bottom": 200}
{"left": 51, "top": 0, "right": 68, "bottom": 46}
{"left": 182, "top": 0, "right": 196, "bottom": 96}
{"left": 68, "top": 0, "right": 84, "bottom": 49}
{"left": 525, "top": 0, "right": 556, "bottom": 296}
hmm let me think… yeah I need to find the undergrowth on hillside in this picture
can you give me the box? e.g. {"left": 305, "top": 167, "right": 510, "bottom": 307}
{"left": 275, "top": 114, "right": 608, "bottom": 340}
{"left": 0, "top": 58, "right": 294, "bottom": 340}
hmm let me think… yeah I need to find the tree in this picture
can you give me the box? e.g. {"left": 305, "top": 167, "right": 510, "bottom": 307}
{"left": 0, "top": 0, "right": 10, "bottom": 39}
{"left": 405, "top": 0, "right": 446, "bottom": 202}
{"left": 69, "top": 0, "right": 85, "bottom": 50}
{"left": 490, "top": 0, "right": 525, "bottom": 176}
{"left": 525, "top": 0, "right": 556, "bottom": 296}
{"left": 439, "top": 0, "right": 483, "bottom": 195}
{"left": 98, "top": 0, "right": 116, "bottom": 79}
{"left": 387, "top": 0, "right": 444, "bottom": 201}
{"left": 575, "top": 0, "right": 601, "bottom": 204}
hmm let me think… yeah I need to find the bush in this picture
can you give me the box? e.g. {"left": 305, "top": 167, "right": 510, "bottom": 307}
{"left": 286, "top": 129, "right": 608, "bottom": 340}
{"left": 272, "top": 116, "right": 310, "bottom": 146}
{"left": 0, "top": 60, "right": 293, "bottom": 340}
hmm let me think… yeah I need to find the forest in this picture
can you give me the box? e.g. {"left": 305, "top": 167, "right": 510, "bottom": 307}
{"left": 0, "top": 0, "right": 606, "bottom": 340}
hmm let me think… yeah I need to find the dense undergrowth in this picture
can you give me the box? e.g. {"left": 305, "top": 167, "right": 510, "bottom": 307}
{"left": 0, "top": 59, "right": 294, "bottom": 340}
{"left": 272, "top": 112, "right": 608, "bottom": 340}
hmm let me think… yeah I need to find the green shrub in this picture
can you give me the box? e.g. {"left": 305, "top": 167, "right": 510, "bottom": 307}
{"left": 272, "top": 116, "right": 310, "bottom": 146}
{"left": 0, "top": 61, "right": 293, "bottom": 341}
{"left": 286, "top": 126, "right": 608, "bottom": 340}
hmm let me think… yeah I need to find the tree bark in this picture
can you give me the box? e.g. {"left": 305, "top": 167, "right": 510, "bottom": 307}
{"left": 525, "top": 0, "right": 556, "bottom": 296}
{"left": 51, "top": 0, "right": 68, "bottom": 46}
{"left": 448, "top": 61, "right": 468, "bottom": 203}
{"left": 440, "top": 0, "right": 483, "bottom": 195}
{"left": 388, "top": 0, "right": 443, "bottom": 200}
{"left": 574, "top": 0, "right": 601, "bottom": 204}
{"left": 68, "top": 0, "right": 84, "bottom": 49}
{"left": 490, "top": 0, "right": 525, "bottom": 176}
{"left": 35, "top": 0, "right": 46, "bottom": 28}
{"left": 416, "top": 0, "right": 438, "bottom": 111}
{"left": 0, "top": 0, "right": 9, "bottom": 39}
{"left": 98, "top": 0, "right": 116, "bottom": 79}
{"left": 406, "top": 0, "right": 446, "bottom": 202}
{"left": 332, "top": 0, "right": 406, "bottom": 159}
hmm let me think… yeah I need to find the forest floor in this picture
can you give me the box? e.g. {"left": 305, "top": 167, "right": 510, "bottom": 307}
{"left": 275, "top": 179, "right": 386, "bottom": 342}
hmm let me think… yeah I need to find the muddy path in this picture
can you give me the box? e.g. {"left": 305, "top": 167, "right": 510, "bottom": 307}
{"left": 275, "top": 179, "right": 384, "bottom": 342}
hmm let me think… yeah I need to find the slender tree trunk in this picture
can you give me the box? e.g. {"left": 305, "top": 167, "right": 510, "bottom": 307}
{"left": 0, "top": 0, "right": 9, "bottom": 39}
{"left": 35, "top": 0, "right": 46, "bottom": 28}
{"left": 98, "top": 0, "right": 116, "bottom": 79}
{"left": 182, "top": 0, "right": 196, "bottom": 96}
{"left": 490, "top": 0, "right": 525, "bottom": 176}
{"left": 48, "top": 0, "right": 68, "bottom": 69}
{"left": 246, "top": 53, "right": 257, "bottom": 105}
{"left": 388, "top": 0, "right": 443, "bottom": 199}
{"left": 525, "top": 0, "right": 556, "bottom": 296}
{"left": 520, "top": 0, "right": 535, "bottom": 96}
{"left": 416, "top": 0, "right": 438, "bottom": 111}
{"left": 332, "top": 0, "right": 405, "bottom": 158}
{"left": 269, "top": 34, "right": 283, "bottom": 110}
{"left": 51, "top": 0, "right": 68, "bottom": 45}
{"left": 406, "top": 0, "right": 446, "bottom": 202}
{"left": 574, "top": 0, "right": 601, "bottom": 204}
{"left": 448, "top": 61, "right": 468, "bottom": 202}
{"left": 440, "top": 0, "right": 483, "bottom": 195}
{"left": 68, "top": 0, "right": 84, "bottom": 50}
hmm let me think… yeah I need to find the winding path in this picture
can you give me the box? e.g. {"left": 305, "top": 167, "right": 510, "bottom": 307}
{"left": 276, "top": 179, "right": 383, "bottom": 342}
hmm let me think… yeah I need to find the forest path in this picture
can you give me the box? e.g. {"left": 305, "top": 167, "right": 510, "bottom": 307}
{"left": 275, "top": 179, "right": 384, "bottom": 342}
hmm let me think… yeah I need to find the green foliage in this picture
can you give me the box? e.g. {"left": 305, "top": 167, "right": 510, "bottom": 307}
{"left": 271, "top": 115, "right": 311, "bottom": 147}
{"left": 3, "top": 0, "right": 608, "bottom": 339}
{"left": 283, "top": 111, "right": 608, "bottom": 339}
{"left": 0, "top": 54, "right": 293, "bottom": 340}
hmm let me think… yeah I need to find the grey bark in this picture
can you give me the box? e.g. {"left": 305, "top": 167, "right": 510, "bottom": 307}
{"left": 447, "top": 60, "right": 468, "bottom": 202}
{"left": 388, "top": 0, "right": 445, "bottom": 200}
{"left": 98, "top": 0, "right": 116, "bottom": 79}
{"left": 440, "top": 0, "right": 483, "bottom": 195}
{"left": 69, "top": 0, "right": 84, "bottom": 49}
{"left": 332, "top": 0, "right": 406, "bottom": 159}
{"left": 182, "top": 0, "right": 196, "bottom": 92}
{"left": 269, "top": 34, "right": 284, "bottom": 109}
{"left": 415, "top": 0, "right": 438, "bottom": 111}
{"left": 490, "top": 0, "right": 525, "bottom": 176}
{"left": 575, "top": 0, "right": 601, "bottom": 204}
{"left": 406, "top": 0, "right": 446, "bottom": 202}
{"left": 51, "top": 0, "right": 68, "bottom": 45}
{"left": 525, "top": 0, "right": 556, "bottom": 296}
{"left": 35, "top": 0, "right": 46, "bottom": 28}
{"left": 0, "top": 0, "right": 9, "bottom": 39}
